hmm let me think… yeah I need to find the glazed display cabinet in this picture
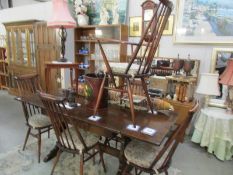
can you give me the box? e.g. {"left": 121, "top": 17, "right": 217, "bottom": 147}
{"left": 4, "top": 20, "right": 60, "bottom": 95}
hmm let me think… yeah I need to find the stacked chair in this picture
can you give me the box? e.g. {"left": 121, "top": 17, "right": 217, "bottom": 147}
{"left": 15, "top": 74, "right": 52, "bottom": 163}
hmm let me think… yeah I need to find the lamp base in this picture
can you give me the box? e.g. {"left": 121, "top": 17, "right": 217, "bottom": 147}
{"left": 58, "top": 57, "right": 68, "bottom": 62}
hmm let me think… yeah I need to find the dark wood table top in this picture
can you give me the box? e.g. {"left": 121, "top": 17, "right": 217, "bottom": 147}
{"left": 17, "top": 95, "right": 177, "bottom": 146}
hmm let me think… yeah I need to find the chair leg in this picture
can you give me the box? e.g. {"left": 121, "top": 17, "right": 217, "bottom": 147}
{"left": 38, "top": 130, "right": 41, "bottom": 163}
{"left": 93, "top": 74, "right": 106, "bottom": 116}
{"left": 126, "top": 78, "right": 136, "bottom": 126}
{"left": 50, "top": 149, "right": 62, "bottom": 175}
{"left": 48, "top": 127, "right": 50, "bottom": 138}
{"left": 98, "top": 144, "right": 106, "bottom": 172}
{"left": 165, "top": 170, "right": 168, "bottom": 175}
{"left": 80, "top": 153, "right": 84, "bottom": 175}
{"left": 92, "top": 149, "right": 96, "bottom": 165}
{"left": 134, "top": 168, "right": 138, "bottom": 175}
{"left": 122, "top": 164, "right": 129, "bottom": 175}
{"left": 23, "top": 128, "right": 31, "bottom": 151}
{"left": 141, "top": 77, "right": 153, "bottom": 113}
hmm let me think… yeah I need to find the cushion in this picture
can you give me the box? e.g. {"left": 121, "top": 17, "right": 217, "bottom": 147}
{"left": 124, "top": 138, "right": 173, "bottom": 173}
{"left": 28, "top": 114, "right": 51, "bottom": 128}
{"left": 152, "top": 98, "right": 174, "bottom": 111}
{"left": 61, "top": 127, "right": 99, "bottom": 151}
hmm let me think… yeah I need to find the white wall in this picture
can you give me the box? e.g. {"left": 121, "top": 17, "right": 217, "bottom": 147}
{"left": 0, "top": 1, "right": 73, "bottom": 87}
{"left": 128, "top": 0, "right": 233, "bottom": 73}
{"left": 0, "top": 0, "right": 233, "bottom": 76}
{"left": 0, "top": 2, "right": 53, "bottom": 34}
{"left": 12, "top": 0, "right": 51, "bottom": 7}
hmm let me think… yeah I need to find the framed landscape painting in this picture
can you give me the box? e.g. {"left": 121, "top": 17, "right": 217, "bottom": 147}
{"left": 174, "top": 0, "right": 233, "bottom": 44}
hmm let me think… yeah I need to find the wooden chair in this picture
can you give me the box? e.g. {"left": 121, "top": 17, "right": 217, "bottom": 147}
{"left": 15, "top": 74, "right": 42, "bottom": 96}
{"left": 122, "top": 100, "right": 199, "bottom": 175}
{"left": 94, "top": 0, "right": 173, "bottom": 126}
{"left": 14, "top": 74, "right": 52, "bottom": 163}
{"left": 39, "top": 92, "right": 106, "bottom": 175}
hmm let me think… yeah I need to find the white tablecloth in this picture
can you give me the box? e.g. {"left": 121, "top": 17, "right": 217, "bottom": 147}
{"left": 191, "top": 107, "right": 233, "bottom": 161}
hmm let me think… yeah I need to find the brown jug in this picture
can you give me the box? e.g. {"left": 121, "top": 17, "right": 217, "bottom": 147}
{"left": 183, "top": 60, "right": 195, "bottom": 76}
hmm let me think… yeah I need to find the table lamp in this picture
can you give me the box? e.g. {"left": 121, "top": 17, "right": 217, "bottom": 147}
{"left": 196, "top": 73, "right": 220, "bottom": 107}
{"left": 47, "top": 0, "right": 76, "bottom": 62}
{"left": 219, "top": 59, "right": 233, "bottom": 110}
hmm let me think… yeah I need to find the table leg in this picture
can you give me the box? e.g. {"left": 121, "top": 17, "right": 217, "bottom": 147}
{"left": 43, "top": 144, "right": 59, "bottom": 162}
{"left": 45, "top": 67, "right": 50, "bottom": 93}
{"left": 117, "top": 136, "right": 132, "bottom": 175}
{"left": 70, "top": 68, "right": 73, "bottom": 89}
{"left": 75, "top": 68, "right": 78, "bottom": 93}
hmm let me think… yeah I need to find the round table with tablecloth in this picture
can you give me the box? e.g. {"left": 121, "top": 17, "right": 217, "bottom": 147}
{"left": 191, "top": 107, "right": 233, "bottom": 161}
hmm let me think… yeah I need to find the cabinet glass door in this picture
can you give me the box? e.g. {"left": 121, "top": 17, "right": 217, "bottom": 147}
{"left": 21, "top": 29, "right": 28, "bottom": 66}
{"left": 29, "top": 30, "right": 36, "bottom": 67}
{"left": 7, "top": 30, "right": 13, "bottom": 63}
{"left": 14, "top": 30, "right": 21, "bottom": 64}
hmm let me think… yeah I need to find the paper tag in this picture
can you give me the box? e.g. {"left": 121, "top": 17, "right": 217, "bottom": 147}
{"left": 141, "top": 127, "right": 156, "bottom": 136}
{"left": 60, "top": 103, "right": 81, "bottom": 109}
{"left": 88, "top": 115, "right": 101, "bottom": 121}
{"left": 126, "top": 124, "right": 140, "bottom": 131}
{"left": 15, "top": 97, "right": 21, "bottom": 101}
{"left": 148, "top": 110, "right": 158, "bottom": 115}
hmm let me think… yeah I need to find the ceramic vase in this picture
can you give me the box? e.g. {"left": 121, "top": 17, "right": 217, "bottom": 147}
{"left": 77, "top": 14, "right": 89, "bottom": 26}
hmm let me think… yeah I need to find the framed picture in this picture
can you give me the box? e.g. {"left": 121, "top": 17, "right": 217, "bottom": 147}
{"left": 163, "top": 15, "right": 174, "bottom": 35}
{"left": 139, "top": 45, "right": 159, "bottom": 58}
{"left": 129, "top": 15, "right": 174, "bottom": 37}
{"left": 210, "top": 48, "right": 233, "bottom": 73}
{"left": 129, "top": 17, "right": 142, "bottom": 37}
{"left": 174, "top": 0, "right": 233, "bottom": 44}
{"left": 209, "top": 48, "right": 233, "bottom": 108}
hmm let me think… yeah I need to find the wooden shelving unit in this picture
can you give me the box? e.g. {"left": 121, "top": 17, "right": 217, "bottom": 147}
{"left": 74, "top": 24, "right": 128, "bottom": 77}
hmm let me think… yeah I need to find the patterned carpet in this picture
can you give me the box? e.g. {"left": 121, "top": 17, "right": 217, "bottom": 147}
{"left": 0, "top": 134, "right": 182, "bottom": 175}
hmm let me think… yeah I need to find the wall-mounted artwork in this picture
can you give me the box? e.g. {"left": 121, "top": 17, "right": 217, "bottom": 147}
{"left": 129, "top": 17, "right": 142, "bottom": 37}
{"left": 174, "top": 0, "right": 233, "bottom": 44}
{"left": 163, "top": 15, "right": 174, "bottom": 35}
{"left": 129, "top": 15, "right": 174, "bottom": 37}
{"left": 77, "top": 0, "right": 128, "bottom": 25}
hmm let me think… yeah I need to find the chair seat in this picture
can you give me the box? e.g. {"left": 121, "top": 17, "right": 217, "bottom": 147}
{"left": 28, "top": 114, "right": 51, "bottom": 128}
{"left": 124, "top": 139, "right": 172, "bottom": 172}
{"left": 107, "top": 62, "right": 143, "bottom": 76}
{"left": 62, "top": 127, "right": 100, "bottom": 151}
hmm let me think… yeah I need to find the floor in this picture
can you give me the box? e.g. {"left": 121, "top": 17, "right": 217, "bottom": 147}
{"left": 0, "top": 90, "right": 233, "bottom": 175}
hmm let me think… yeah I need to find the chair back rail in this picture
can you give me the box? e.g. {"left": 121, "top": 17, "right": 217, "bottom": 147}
{"left": 22, "top": 102, "right": 41, "bottom": 122}
{"left": 14, "top": 74, "right": 42, "bottom": 97}
{"left": 150, "top": 100, "right": 199, "bottom": 170}
{"left": 39, "top": 92, "right": 88, "bottom": 151}
{"left": 126, "top": 0, "right": 173, "bottom": 75}
{"left": 15, "top": 74, "right": 43, "bottom": 122}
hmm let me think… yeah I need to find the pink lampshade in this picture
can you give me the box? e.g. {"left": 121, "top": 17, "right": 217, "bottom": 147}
{"left": 47, "top": 0, "right": 76, "bottom": 28}
{"left": 219, "top": 59, "right": 233, "bottom": 86}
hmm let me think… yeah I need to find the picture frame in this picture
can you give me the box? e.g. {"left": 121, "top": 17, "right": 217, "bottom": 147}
{"left": 210, "top": 48, "right": 233, "bottom": 73}
{"left": 209, "top": 48, "right": 233, "bottom": 108}
{"left": 139, "top": 45, "right": 159, "bottom": 58}
{"left": 129, "top": 17, "right": 142, "bottom": 37}
{"left": 174, "top": 0, "right": 233, "bottom": 44}
{"left": 129, "top": 15, "right": 174, "bottom": 37}
{"left": 163, "top": 15, "right": 174, "bottom": 35}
